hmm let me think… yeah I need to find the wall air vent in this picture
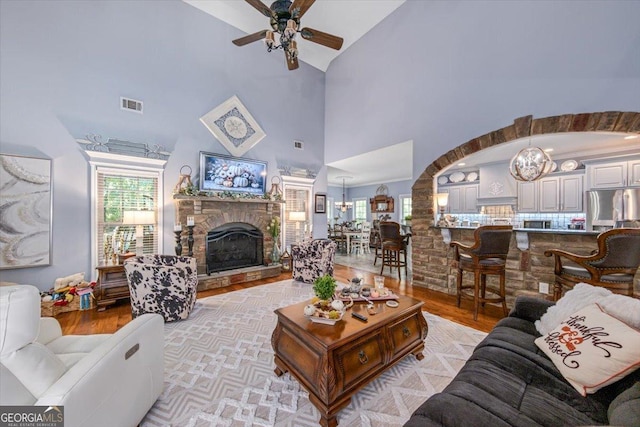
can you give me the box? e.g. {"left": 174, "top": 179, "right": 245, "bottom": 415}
{"left": 294, "top": 140, "right": 304, "bottom": 150}
{"left": 120, "top": 97, "right": 143, "bottom": 114}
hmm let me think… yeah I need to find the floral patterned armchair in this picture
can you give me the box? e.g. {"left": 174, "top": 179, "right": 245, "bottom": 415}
{"left": 291, "top": 239, "right": 337, "bottom": 283}
{"left": 124, "top": 255, "right": 198, "bottom": 322}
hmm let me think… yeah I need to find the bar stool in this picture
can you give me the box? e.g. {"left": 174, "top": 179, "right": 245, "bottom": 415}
{"left": 379, "top": 222, "right": 408, "bottom": 280}
{"left": 450, "top": 225, "right": 512, "bottom": 321}
{"left": 544, "top": 228, "right": 640, "bottom": 300}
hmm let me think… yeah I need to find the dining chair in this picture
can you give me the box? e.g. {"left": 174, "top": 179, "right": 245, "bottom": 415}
{"left": 352, "top": 221, "right": 371, "bottom": 254}
{"left": 543, "top": 228, "right": 640, "bottom": 300}
{"left": 450, "top": 225, "right": 512, "bottom": 321}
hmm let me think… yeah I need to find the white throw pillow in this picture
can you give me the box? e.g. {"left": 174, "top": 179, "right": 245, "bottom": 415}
{"left": 535, "top": 303, "right": 640, "bottom": 396}
{"left": 599, "top": 293, "right": 640, "bottom": 330}
{"left": 535, "top": 282, "right": 612, "bottom": 335}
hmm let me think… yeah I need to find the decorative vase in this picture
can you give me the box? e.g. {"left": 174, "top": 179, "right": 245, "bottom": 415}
{"left": 271, "top": 240, "right": 281, "bottom": 264}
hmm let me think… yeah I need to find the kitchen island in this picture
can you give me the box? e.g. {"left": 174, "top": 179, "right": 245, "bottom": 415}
{"left": 414, "top": 226, "right": 639, "bottom": 307}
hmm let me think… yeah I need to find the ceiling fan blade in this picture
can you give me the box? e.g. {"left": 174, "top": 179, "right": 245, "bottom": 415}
{"left": 289, "top": 0, "right": 316, "bottom": 19}
{"left": 300, "top": 27, "right": 344, "bottom": 50}
{"left": 285, "top": 51, "right": 299, "bottom": 70}
{"left": 245, "top": 0, "right": 273, "bottom": 18}
{"left": 232, "top": 30, "right": 268, "bottom": 46}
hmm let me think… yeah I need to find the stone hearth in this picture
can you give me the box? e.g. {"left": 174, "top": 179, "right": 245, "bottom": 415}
{"left": 174, "top": 195, "right": 283, "bottom": 276}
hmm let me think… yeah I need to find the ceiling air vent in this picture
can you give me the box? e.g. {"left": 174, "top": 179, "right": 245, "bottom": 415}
{"left": 294, "top": 140, "right": 304, "bottom": 150}
{"left": 120, "top": 97, "right": 143, "bottom": 114}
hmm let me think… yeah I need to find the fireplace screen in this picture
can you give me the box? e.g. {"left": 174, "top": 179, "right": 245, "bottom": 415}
{"left": 206, "top": 223, "right": 263, "bottom": 274}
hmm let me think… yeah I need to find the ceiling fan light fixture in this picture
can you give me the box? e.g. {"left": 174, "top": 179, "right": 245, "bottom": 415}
{"left": 284, "top": 19, "right": 297, "bottom": 39}
{"left": 265, "top": 31, "right": 275, "bottom": 50}
{"left": 288, "top": 39, "right": 298, "bottom": 59}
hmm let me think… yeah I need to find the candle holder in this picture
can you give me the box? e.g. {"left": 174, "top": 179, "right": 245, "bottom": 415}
{"left": 187, "top": 225, "right": 195, "bottom": 257}
{"left": 174, "top": 230, "right": 183, "bottom": 256}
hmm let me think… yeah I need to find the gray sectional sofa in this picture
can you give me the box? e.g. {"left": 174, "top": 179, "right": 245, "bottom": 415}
{"left": 404, "top": 296, "right": 640, "bottom": 427}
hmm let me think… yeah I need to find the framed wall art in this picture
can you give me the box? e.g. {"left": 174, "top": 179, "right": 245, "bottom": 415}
{"left": 0, "top": 154, "right": 52, "bottom": 269}
{"left": 199, "top": 151, "right": 267, "bottom": 195}
{"left": 199, "top": 95, "right": 266, "bottom": 157}
{"left": 315, "top": 193, "right": 327, "bottom": 214}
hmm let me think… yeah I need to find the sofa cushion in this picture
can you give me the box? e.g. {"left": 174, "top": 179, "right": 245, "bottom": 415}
{"left": 608, "top": 381, "right": 640, "bottom": 426}
{"left": 535, "top": 303, "right": 640, "bottom": 396}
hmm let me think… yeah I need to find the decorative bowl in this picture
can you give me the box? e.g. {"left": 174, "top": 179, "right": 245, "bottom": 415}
{"left": 305, "top": 310, "right": 344, "bottom": 325}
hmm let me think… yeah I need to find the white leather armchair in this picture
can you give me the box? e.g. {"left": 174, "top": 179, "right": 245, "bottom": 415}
{"left": 0, "top": 284, "right": 164, "bottom": 427}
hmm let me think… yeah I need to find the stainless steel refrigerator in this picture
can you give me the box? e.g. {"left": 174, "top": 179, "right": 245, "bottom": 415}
{"left": 587, "top": 189, "right": 640, "bottom": 231}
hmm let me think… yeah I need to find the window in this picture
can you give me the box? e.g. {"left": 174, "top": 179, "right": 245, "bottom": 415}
{"left": 87, "top": 152, "right": 165, "bottom": 273}
{"left": 326, "top": 197, "right": 335, "bottom": 226}
{"left": 400, "top": 194, "right": 412, "bottom": 223}
{"left": 354, "top": 198, "right": 367, "bottom": 223}
{"left": 281, "top": 175, "right": 314, "bottom": 249}
{"left": 96, "top": 169, "right": 158, "bottom": 262}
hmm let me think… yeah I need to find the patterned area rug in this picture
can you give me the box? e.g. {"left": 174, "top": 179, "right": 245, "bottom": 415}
{"left": 141, "top": 280, "right": 486, "bottom": 427}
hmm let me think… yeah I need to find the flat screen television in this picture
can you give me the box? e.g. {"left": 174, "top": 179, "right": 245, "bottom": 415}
{"left": 199, "top": 151, "right": 267, "bottom": 195}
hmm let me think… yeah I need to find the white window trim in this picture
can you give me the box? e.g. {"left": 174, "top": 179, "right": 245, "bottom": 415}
{"left": 353, "top": 197, "right": 367, "bottom": 222}
{"left": 87, "top": 151, "right": 166, "bottom": 278}
{"left": 281, "top": 175, "right": 314, "bottom": 248}
{"left": 399, "top": 193, "right": 412, "bottom": 224}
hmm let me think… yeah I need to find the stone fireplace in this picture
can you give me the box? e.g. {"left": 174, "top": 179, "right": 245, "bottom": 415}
{"left": 174, "top": 195, "right": 282, "bottom": 279}
{"left": 206, "top": 222, "right": 263, "bottom": 274}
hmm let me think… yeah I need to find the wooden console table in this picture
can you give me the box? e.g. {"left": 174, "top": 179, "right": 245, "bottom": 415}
{"left": 95, "top": 264, "right": 130, "bottom": 311}
{"left": 271, "top": 296, "right": 428, "bottom": 426}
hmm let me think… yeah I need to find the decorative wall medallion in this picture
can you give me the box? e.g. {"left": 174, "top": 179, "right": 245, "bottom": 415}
{"left": 199, "top": 95, "right": 266, "bottom": 157}
{"left": 488, "top": 181, "right": 504, "bottom": 196}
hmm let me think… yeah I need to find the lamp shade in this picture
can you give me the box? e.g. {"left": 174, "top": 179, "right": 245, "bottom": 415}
{"left": 436, "top": 193, "right": 449, "bottom": 207}
{"left": 288, "top": 211, "right": 306, "bottom": 222}
{"left": 122, "top": 210, "right": 155, "bottom": 225}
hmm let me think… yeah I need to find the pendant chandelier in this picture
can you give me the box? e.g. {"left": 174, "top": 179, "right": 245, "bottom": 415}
{"left": 509, "top": 141, "right": 553, "bottom": 182}
{"left": 335, "top": 177, "right": 353, "bottom": 213}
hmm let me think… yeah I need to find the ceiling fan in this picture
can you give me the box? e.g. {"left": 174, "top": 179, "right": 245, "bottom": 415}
{"left": 232, "top": 0, "right": 344, "bottom": 70}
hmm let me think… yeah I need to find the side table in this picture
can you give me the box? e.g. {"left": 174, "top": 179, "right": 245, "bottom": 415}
{"left": 95, "top": 264, "right": 130, "bottom": 311}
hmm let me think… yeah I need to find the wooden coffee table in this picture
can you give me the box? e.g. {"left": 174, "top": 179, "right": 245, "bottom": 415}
{"left": 271, "top": 295, "right": 428, "bottom": 427}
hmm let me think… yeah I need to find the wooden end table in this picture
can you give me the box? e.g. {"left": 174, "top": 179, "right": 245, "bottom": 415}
{"left": 95, "top": 264, "right": 130, "bottom": 311}
{"left": 271, "top": 296, "right": 428, "bottom": 427}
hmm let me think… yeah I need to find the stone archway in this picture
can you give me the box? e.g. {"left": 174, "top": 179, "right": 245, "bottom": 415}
{"left": 410, "top": 111, "right": 640, "bottom": 291}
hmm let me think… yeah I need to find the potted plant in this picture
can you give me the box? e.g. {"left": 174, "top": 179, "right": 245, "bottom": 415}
{"left": 404, "top": 214, "right": 412, "bottom": 226}
{"left": 313, "top": 274, "right": 337, "bottom": 301}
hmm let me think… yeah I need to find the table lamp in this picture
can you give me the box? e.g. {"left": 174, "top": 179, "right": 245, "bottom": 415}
{"left": 436, "top": 193, "right": 449, "bottom": 227}
{"left": 288, "top": 211, "right": 306, "bottom": 242}
{"left": 122, "top": 210, "right": 155, "bottom": 255}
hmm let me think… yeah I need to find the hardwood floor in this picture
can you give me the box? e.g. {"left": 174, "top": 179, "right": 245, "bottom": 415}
{"left": 55, "top": 264, "right": 504, "bottom": 335}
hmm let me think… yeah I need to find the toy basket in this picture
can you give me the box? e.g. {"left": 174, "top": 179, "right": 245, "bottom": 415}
{"left": 41, "top": 293, "right": 95, "bottom": 317}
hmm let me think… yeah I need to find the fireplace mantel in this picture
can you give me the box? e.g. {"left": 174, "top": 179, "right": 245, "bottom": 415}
{"left": 173, "top": 194, "right": 284, "bottom": 204}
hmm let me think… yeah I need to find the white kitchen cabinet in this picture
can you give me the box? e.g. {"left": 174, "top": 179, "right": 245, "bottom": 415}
{"left": 517, "top": 181, "right": 538, "bottom": 212}
{"left": 538, "top": 173, "right": 583, "bottom": 213}
{"left": 630, "top": 159, "right": 640, "bottom": 187}
{"left": 587, "top": 158, "right": 640, "bottom": 189}
{"left": 442, "top": 184, "right": 479, "bottom": 214}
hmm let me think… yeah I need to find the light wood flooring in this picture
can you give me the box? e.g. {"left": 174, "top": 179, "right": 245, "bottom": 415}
{"left": 56, "top": 263, "right": 503, "bottom": 335}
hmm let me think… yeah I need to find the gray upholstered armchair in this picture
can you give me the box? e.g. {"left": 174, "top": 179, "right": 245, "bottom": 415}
{"left": 291, "top": 239, "right": 337, "bottom": 283}
{"left": 124, "top": 255, "right": 198, "bottom": 322}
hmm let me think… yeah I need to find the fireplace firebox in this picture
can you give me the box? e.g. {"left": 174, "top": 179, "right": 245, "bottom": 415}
{"left": 206, "top": 223, "right": 263, "bottom": 274}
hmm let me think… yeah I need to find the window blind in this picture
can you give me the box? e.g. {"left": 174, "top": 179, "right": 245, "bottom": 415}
{"left": 284, "top": 187, "right": 309, "bottom": 248}
{"left": 96, "top": 168, "right": 159, "bottom": 264}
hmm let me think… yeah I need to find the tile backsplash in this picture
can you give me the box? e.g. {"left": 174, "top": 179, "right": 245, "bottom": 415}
{"left": 451, "top": 205, "right": 585, "bottom": 229}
